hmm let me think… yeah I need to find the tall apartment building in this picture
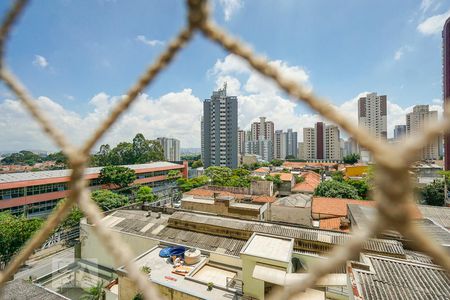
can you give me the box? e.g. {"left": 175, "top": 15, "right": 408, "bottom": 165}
{"left": 274, "top": 130, "right": 286, "bottom": 160}
{"left": 394, "top": 125, "right": 407, "bottom": 140}
{"left": 157, "top": 137, "right": 180, "bottom": 161}
{"left": 444, "top": 17, "right": 450, "bottom": 169}
{"left": 302, "top": 122, "right": 341, "bottom": 160}
{"left": 406, "top": 105, "right": 439, "bottom": 160}
{"left": 202, "top": 84, "right": 238, "bottom": 168}
{"left": 246, "top": 117, "right": 274, "bottom": 162}
{"left": 285, "top": 129, "right": 298, "bottom": 158}
{"left": 302, "top": 127, "right": 316, "bottom": 160}
{"left": 358, "top": 92, "right": 387, "bottom": 139}
{"left": 325, "top": 125, "right": 341, "bottom": 160}
{"left": 343, "top": 137, "right": 358, "bottom": 157}
{"left": 250, "top": 117, "right": 274, "bottom": 142}
{"left": 238, "top": 129, "right": 246, "bottom": 155}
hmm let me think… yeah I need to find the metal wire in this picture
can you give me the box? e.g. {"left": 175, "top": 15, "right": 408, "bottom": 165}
{"left": 0, "top": 1, "right": 448, "bottom": 299}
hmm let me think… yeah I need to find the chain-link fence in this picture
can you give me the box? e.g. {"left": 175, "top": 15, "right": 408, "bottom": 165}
{"left": 0, "top": 1, "right": 449, "bottom": 299}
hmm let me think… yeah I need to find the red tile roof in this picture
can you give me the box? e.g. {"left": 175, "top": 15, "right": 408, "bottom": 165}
{"left": 312, "top": 197, "right": 423, "bottom": 220}
{"left": 319, "top": 217, "right": 343, "bottom": 231}
{"left": 252, "top": 195, "right": 276, "bottom": 203}
{"left": 254, "top": 167, "right": 270, "bottom": 173}
{"left": 312, "top": 197, "right": 376, "bottom": 218}
{"left": 292, "top": 171, "right": 321, "bottom": 193}
{"left": 270, "top": 172, "right": 293, "bottom": 182}
{"left": 283, "top": 162, "right": 338, "bottom": 169}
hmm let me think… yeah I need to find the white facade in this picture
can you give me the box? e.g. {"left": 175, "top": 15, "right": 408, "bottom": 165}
{"left": 274, "top": 130, "right": 286, "bottom": 160}
{"left": 157, "top": 137, "right": 180, "bottom": 161}
{"left": 406, "top": 105, "right": 439, "bottom": 160}
{"left": 358, "top": 92, "right": 387, "bottom": 140}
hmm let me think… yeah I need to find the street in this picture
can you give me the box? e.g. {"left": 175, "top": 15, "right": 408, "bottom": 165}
{"left": 14, "top": 247, "right": 75, "bottom": 281}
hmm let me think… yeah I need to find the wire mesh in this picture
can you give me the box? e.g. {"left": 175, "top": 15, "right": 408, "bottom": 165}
{"left": 0, "top": 0, "right": 448, "bottom": 299}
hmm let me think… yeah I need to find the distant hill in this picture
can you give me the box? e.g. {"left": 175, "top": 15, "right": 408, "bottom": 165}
{"left": 181, "top": 148, "right": 201, "bottom": 155}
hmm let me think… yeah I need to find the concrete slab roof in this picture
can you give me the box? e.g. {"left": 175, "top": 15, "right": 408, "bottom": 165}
{"left": 241, "top": 233, "right": 293, "bottom": 263}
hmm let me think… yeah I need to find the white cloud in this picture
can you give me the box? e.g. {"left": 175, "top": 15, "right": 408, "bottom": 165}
{"left": 394, "top": 45, "right": 412, "bottom": 61}
{"left": 32, "top": 55, "right": 48, "bottom": 68}
{"left": 0, "top": 54, "right": 443, "bottom": 151}
{"left": 136, "top": 35, "right": 164, "bottom": 47}
{"left": 0, "top": 90, "right": 202, "bottom": 151}
{"left": 417, "top": 9, "right": 450, "bottom": 35}
{"left": 218, "top": 0, "right": 243, "bottom": 21}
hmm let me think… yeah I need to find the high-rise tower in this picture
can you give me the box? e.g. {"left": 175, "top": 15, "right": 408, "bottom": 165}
{"left": 202, "top": 84, "right": 238, "bottom": 168}
{"left": 444, "top": 17, "right": 450, "bottom": 170}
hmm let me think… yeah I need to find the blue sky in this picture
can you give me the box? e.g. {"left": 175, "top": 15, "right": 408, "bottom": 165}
{"left": 0, "top": 0, "right": 449, "bottom": 151}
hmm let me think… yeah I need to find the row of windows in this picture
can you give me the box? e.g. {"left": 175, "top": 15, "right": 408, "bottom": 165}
{"left": 0, "top": 198, "right": 60, "bottom": 216}
{"left": 0, "top": 170, "right": 178, "bottom": 200}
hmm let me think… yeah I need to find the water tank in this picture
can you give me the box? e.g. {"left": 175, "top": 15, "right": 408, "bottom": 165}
{"left": 184, "top": 248, "right": 201, "bottom": 265}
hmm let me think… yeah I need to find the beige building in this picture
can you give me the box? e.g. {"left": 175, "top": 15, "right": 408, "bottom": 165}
{"left": 325, "top": 125, "right": 341, "bottom": 160}
{"left": 406, "top": 105, "right": 439, "bottom": 160}
{"left": 302, "top": 127, "right": 316, "bottom": 160}
{"left": 302, "top": 123, "right": 341, "bottom": 160}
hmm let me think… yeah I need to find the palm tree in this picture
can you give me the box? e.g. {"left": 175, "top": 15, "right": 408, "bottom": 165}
{"left": 80, "top": 281, "right": 104, "bottom": 300}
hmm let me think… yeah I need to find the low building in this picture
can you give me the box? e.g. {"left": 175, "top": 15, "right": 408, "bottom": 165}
{"left": 181, "top": 192, "right": 269, "bottom": 221}
{"left": 410, "top": 162, "right": 443, "bottom": 186}
{"left": 270, "top": 193, "right": 312, "bottom": 226}
{"left": 269, "top": 172, "right": 295, "bottom": 196}
{"left": 311, "top": 197, "right": 377, "bottom": 231}
{"left": 343, "top": 165, "right": 369, "bottom": 179}
{"left": 79, "top": 210, "right": 409, "bottom": 299}
{"left": 0, "top": 161, "right": 187, "bottom": 218}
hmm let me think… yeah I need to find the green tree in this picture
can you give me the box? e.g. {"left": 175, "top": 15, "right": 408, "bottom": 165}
{"left": 0, "top": 213, "right": 43, "bottom": 264}
{"left": 420, "top": 179, "right": 445, "bottom": 206}
{"left": 270, "top": 159, "right": 284, "bottom": 167}
{"left": 99, "top": 166, "right": 136, "bottom": 189}
{"left": 58, "top": 205, "right": 84, "bottom": 230}
{"left": 343, "top": 153, "right": 360, "bottom": 165}
{"left": 314, "top": 180, "right": 360, "bottom": 199}
{"left": 191, "top": 159, "right": 203, "bottom": 169}
{"left": 331, "top": 171, "right": 344, "bottom": 182}
{"left": 285, "top": 155, "right": 296, "bottom": 160}
{"left": 265, "top": 174, "right": 282, "bottom": 187}
{"left": 294, "top": 174, "right": 304, "bottom": 184}
{"left": 167, "top": 170, "right": 182, "bottom": 180}
{"left": 136, "top": 186, "right": 157, "bottom": 203}
{"left": 91, "top": 190, "right": 129, "bottom": 211}
{"left": 205, "top": 166, "right": 233, "bottom": 186}
{"left": 46, "top": 151, "right": 68, "bottom": 166}
{"left": 80, "top": 281, "right": 105, "bottom": 300}
{"left": 346, "top": 179, "right": 370, "bottom": 200}
{"left": 176, "top": 175, "right": 209, "bottom": 192}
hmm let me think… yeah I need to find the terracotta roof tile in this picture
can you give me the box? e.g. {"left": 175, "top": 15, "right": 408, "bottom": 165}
{"left": 292, "top": 171, "right": 321, "bottom": 193}
{"left": 312, "top": 197, "right": 376, "bottom": 218}
{"left": 252, "top": 195, "right": 276, "bottom": 203}
{"left": 319, "top": 217, "right": 342, "bottom": 230}
{"left": 270, "top": 172, "right": 293, "bottom": 181}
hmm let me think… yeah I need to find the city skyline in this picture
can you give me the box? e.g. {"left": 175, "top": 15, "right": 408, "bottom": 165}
{"left": 0, "top": 1, "right": 448, "bottom": 151}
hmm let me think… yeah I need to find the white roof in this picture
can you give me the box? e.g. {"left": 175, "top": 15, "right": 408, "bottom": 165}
{"left": 241, "top": 233, "right": 293, "bottom": 262}
{"left": 0, "top": 161, "right": 181, "bottom": 184}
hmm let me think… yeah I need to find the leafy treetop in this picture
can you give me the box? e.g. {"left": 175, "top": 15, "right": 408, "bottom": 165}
{"left": 99, "top": 166, "right": 137, "bottom": 189}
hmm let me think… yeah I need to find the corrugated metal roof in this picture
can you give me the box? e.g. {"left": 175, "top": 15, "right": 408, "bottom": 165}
{"left": 0, "top": 161, "right": 182, "bottom": 183}
{"left": 418, "top": 205, "right": 450, "bottom": 228}
{"left": 351, "top": 255, "right": 450, "bottom": 300}
{"left": 169, "top": 211, "right": 405, "bottom": 256}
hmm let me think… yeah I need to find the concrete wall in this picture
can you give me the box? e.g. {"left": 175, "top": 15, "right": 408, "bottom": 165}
{"left": 80, "top": 221, "right": 159, "bottom": 269}
{"left": 250, "top": 181, "right": 273, "bottom": 196}
{"left": 181, "top": 200, "right": 260, "bottom": 220}
{"left": 119, "top": 275, "right": 201, "bottom": 300}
